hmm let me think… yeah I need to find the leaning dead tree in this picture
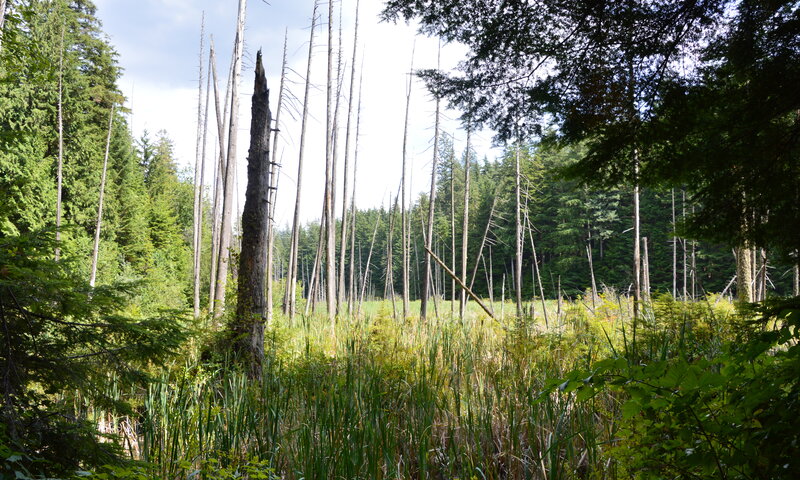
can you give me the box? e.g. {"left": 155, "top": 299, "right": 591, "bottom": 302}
{"left": 234, "top": 50, "right": 271, "bottom": 376}
{"left": 89, "top": 104, "right": 115, "bottom": 288}
{"left": 214, "top": 0, "right": 247, "bottom": 319}
{"left": 285, "top": 0, "right": 319, "bottom": 318}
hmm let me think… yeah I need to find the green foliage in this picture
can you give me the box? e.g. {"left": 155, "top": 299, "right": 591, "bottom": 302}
{"left": 0, "top": 231, "right": 187, "bottom": 476}
{"left": 550, "top": 298, "right": 800, "bottom": 479}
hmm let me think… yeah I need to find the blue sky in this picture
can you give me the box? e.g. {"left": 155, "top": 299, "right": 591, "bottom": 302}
{"left": 94, "top": 0, "right": 500, "bottom": 225}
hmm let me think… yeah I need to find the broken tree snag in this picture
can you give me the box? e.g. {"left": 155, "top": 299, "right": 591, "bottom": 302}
{"left": 424, "top": 246, "right": 497, "bottom": 323}
{"left": 234, "top": 50, "right": 271, "bottom": 376}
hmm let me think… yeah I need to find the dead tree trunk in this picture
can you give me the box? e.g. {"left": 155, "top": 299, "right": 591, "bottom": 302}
{"left": 208, "top": 40, "right": 230, "bottom": 315}
{"left": 192, "top": 14, "right": 205, "bottom": 319}
{"left": 632, "top": 157, "right": 641, "bottom": 320}
{"left": 737, "top": 243, "right": 754, "bottom": 302}
{"left": 323, "top": 0, "right": 337, "bottom": 327}
{"left": 459, "top": 126, "right": 471, "bottom": 321}
{"left": 266, "top": 32, "right": 288, "bottom": 326}
{"left": 671, "top": 188, "right": 677, "bottom": 298}
{"left": 234, "top": 50, "right": 271, "bottom": 375}
{"left": 285, "top": 1, "right": 319, "bottom": 318}
{"left": 387, "top": 191, "right": 399, "bottom": 320}
{"left": 337, "top": 0, "right": 360, "bottom": 315}
{"left": 357, "top": 214, "right": 380, "bottom": 317}
{"left": 348, "top": 66, "right": 364, "bottom": 315}
{"left": 450, "top": 141, "right": 456, "bottom": 316}
{"left": 89, "top": 105, "right": 115, "bottom": 288}
{"left": 55, "top": 25, "right": 64, "bottom": 261}
{"left": 514, "top": 142, "right": 523, "bottom": 319}
{"left": 642, "top": 236, "right": 651, "bottom": 302}
{"left": 420, "top": 88, "right": 441, "bottom": 321}
{"left": 0, "top": 0, "right": 7, "bottom": 51}
{"left": 214, "top": 0, "right": 247, "bottom": 318}
{"left": 468, "top": 196, "right": 496, "bottom": 292}
{"left": 400, "top": 48, "right": 414, "bottom": 320}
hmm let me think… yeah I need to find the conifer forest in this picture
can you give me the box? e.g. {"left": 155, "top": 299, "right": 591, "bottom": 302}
{"left": 1, "top": 0, "right": 800, "bottom": 478}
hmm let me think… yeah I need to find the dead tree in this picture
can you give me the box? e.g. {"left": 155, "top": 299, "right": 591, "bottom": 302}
{"left": 89, "top": 104, "right": 115, "bottom": 287}
{"left": 337, "top": 0, "right": 360, "bottom": 315}
{"left": 285, "top": 1, "right": 319, "bottom": 318}
{"left": 348, "top": 64, "right": 364, "bottom": 315}
{"left": 234, "top": 50, "right": 271, "bottom": 375}
{"left": 266, "top": 32, "right": 288, "bottom": 326}
{"left": 214, "top": 0, "right": 247, "bottom": 319}
{"left": 357, "top": 214, "right": 381, "bottom": 317}
{"left": 459, "top": 126, "right": 471, "bottom": 321}
{"left": 420, "top": 72, "right": 441, "bottom": 321}
{"left": 514, "top": 142, "right": 523, "bottom": 319}
{"left": 55, "top": 25, "right": 64, "bottom": 261}
{"left": 192, "top": 14, "right": 205, "bottom": 318}
{"left": 400, "top": 48, "right": 414, "bottom": 319}
{"left": 323, "top": 0, "right": 337, "bottom": 327}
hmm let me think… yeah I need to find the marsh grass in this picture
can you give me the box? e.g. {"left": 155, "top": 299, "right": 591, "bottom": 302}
{"left": 133, "top": 294, "right": 732, "bottom": 479}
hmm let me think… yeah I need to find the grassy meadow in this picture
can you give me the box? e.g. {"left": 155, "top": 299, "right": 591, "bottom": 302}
{"left": 125, "top": 293, "right": 741, "bottom": 480}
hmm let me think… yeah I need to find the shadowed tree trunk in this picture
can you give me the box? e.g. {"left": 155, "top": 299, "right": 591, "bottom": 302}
{"left": 234, "top": 50, "right": 271, "bottom": 376}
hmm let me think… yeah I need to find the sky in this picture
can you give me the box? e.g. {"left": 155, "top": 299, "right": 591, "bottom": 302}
{"left": 93, "top": 0, "right": 501, "bottom": 227}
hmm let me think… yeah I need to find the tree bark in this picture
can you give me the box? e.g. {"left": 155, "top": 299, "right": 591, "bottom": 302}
{"left": 736, "top": 243, "right": 754, "bottom": 302}
{"left": 192, "top": 14, "right": 205, "bottom": 318}
{"left": 214, "top": 0, "right": 247, "bottom": 319}
{"left": 89, "top": 105, "right": 115, "bottom": 288}
{"left": 234, "top": 50, "right": 271, "bottom": 375}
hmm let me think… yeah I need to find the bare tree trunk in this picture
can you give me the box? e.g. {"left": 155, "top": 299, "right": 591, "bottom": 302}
{"left": 737, "top": 243, "right": 754, "bottom": 302}
{"left": 192, "top": 14, "right": 205, "bottom": 319}
{"left": 337, "top": 0, "right": 360, "bottom": 316}
{"left": 357, "top": 214, "right": 380, "bottom": 317}
{"left": 348, "top": 66, "right": 364, "bottom": 315}
{"left": 450, "top": 142, "right": 456, "bottom": 317}
{"left": 793, "top": 252, "right": 799, "bottom": 296}
{"left": 55, "top": 25, "right": 64, "bottom": 261}
{"left": 642, "top": 236, "right": 650, "bottom": 302}
{"left": 632, "top": 157, "right": 641, "bottom": 320}
{"left": 266, "top": 32, "right": 288, "bottom": 326}
{"left": 234, "top": 50, "right": 271, "bottom": 375}
{"left": 89, "top": 105, "right": 115, "bottom": 288}
{"left": 387, "top": 192, "right": 399, "bottom": 319}
{"left": 323, "top": 0, "right": 337, "bottom": 328}
{"left": 514, "top": 142, "right": 523, "bottom": 320}
{"left": 400, "top": 48, "right": 414, "bottom": 320}
{"left": 286, "top": 1, "right": 319, "bottom": 318}
{"left": 420, "top": 47, "right": 441, "bottom": 321}
{"left": 425, "top": 247, "right": 495, "bottom": 321}
{"left": 214, "top": 0, "right": 247, "bottom": 318}
{"left": 468, "top": 196, "right": 496, "bottom": 291}
{"left": 671, "top": 188, "right": 677, "bottom": 298}
{"left": 208, "top": 40, "right": 230, "bottom": 315}
{"left": 524, "top": 208, "right": 548, "bottom": 327}
{"left": 682, "top": 189, "right": 688, "bottom": 300}
{"left": 587, "top": 244, "right": 597, "bottom": 310}
{"left": 459, "top": 127, "right": 472, "bottom": 321}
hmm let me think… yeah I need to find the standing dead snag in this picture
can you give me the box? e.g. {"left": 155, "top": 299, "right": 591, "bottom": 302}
{"left": 192, "top": 13, "right": 205, "bottom": 319}
{"left": 89, "top": 104, "right": 115, "bottom": 288}
{"left": 234, "top": 50, "right": 271, "bottom": 375}
{"left": 420, "top": 59, "right": 441, "bottom": 321}
{"left": 214, "top": 0, "right": 247, "bottom": 319}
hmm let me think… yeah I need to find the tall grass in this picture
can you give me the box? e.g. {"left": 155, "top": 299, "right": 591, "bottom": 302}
{"left": 135, "top": 294, "right": 733, "bottom": 479}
